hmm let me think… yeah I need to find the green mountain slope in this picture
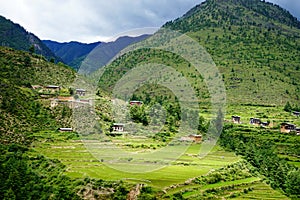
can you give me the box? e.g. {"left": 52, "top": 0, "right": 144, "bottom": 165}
{"left": 163, "top": 0, "right": 300, "bottom": 104}
{"left": 98, "top": 0, "right": 300, "bottom": 105}
{"left": 0, "top": 46, "right": 75, "bottom": 145}
{"left": 0, "top": 15, "right": 62, "bottom": 62}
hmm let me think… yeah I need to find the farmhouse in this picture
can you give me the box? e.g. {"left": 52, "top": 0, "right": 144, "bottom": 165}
{"left": 112, "top": 123, "right": 125, "bottom": 132}
{"left": 292, "top": 111, "right": 300, "bottom": 117}
{"left": 260, "top": 121, "right": 270, "bottom": 127}
{"left": 189, "top": 134, "right": 202, "bottom": 143}
{"left": 180, "top": 134, "right": 202, "bottom": 143}
{"left": 50, "top": 96, "right": 75, "bottom": 108}
{"left": 296, "top": 128, "right": 300, "bottom": 135}
{"left": 58, "top": 128, "right": 73, "bottom": 132}
{"left": 129, "top": 101, "right": 143, "bottom": 106}
{"left": 250, "top": 118, "right": 261, "bottom": 125}
{"left": 231, "top": 115, "right": 241, "bottom": 124}
{"left": 280, "top": 123, "right": 296, "bottom": 133}
{"left": 45, "top": 85, "right": 60, "bottom": 91}
{"left": 76, "top": 89, "right": 86, "bottom": 96}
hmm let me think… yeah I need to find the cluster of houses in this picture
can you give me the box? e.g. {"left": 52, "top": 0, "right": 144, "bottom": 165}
{"left": 231, "top": 116, "right": 270, "bottom": 127}
{"left": 231, "top": 114, "right": 300, "bottom": 135}
{"left": 50, "top": 97, "right": 91, "bottom": 109}
{"left": 32, "top": 85, "right": 89, "bottom": 109}
{"left": 33, "top": 85, "right": 86, "bottom": 96}
{"left": 32, "top": 85, "right": 88, "bottom": 133}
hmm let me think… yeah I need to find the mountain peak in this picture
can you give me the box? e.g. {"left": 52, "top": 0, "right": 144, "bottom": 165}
{"left": 165, "top": 0, "right": 300, "bottom": 32}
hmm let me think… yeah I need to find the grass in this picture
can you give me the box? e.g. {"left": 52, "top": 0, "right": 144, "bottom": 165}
{"left": 31, "top": 131, "right": 240, "bottom": 188}
{"left": 233, "top": 182, "right": 290, "bottom": 200}
{"left": 180, "top": 180, "right": 289, "bottom": 200}
{"left": 181, "top": 177, "right": 261, "bottom": 199}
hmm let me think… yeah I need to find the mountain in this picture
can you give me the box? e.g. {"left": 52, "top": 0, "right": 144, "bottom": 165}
{"left": 43, "top": 40, "right": 101, "bottom": 69}
{"left": 98, "top": 0, "right": 300, "bottom": 105}
{"left": 0, "top": 16, "right": 61, "bottom": 62}
{"left": 43, "top": 34, "right": 150, "bottom": 71}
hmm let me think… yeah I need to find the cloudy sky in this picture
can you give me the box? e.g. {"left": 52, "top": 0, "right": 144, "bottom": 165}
{"left": 0, "top": 0, "right": 299, "bottom": 43}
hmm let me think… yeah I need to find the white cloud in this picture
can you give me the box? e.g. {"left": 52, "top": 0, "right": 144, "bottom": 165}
{"left": 0, "top": 0, "right": 299, "bottom": 43}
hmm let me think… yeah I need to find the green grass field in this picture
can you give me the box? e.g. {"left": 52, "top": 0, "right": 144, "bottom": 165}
{"left": 31, "top": 131, "right": 240, "bottom": 188}
{"left": 179, "top": 180, "right": 289, "bottom": 200}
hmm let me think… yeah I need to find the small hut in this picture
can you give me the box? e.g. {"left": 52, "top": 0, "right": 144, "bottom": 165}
{"left": 58, "top": 128, "right": 73, "bottom": 132}
{"left": 129, "top": 101, "right": 143, "bottom": 106}
{"left": 232, "top": 116, "right": 241, "bottom": 124}
{"left": 188, "top": 134, "right": 202, "bottom": 143}
{"left": 112, "top": 123, "right": 125, "bottom": 132}
{"left": 76, "top": 89, "right": 86, "bottom": 96}
{"left": 280, "top": 123, "right": 296, "bottom": 133}
{"left": 292, "top": 111, "right": 300, "bottom": 117}
{"left": 250, "top": 118, "right": 261, "bottom": 125}
{"left": 45, "top": 85, "right": 60, "bottom": 91}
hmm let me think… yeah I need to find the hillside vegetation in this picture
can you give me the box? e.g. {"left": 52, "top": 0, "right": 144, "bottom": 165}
{"left": 0, "top": 15, "right": 61, "bottom": 62}
{"left": 0, "top": 47, "right": 75, "bottom": 145}
{"left": 98, "top": 0, "right": 300, "bottom": 105}
{"left": 163, "top": 0, "right": 300, "bottom": 104}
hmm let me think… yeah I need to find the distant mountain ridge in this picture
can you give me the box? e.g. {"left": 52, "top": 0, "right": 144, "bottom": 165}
{"left": 43, "top": 40, "right": 101, "bottom": 70}
{"left": 43, "top": 34, "right": 150, "bottom": 71}
{"left": 0, "top": 15, "right": 61, "bottom": 62}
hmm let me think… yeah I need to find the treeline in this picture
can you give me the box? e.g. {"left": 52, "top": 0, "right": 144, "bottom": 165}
{"left": 0, "top": 144, "right": 80, "bottom": 200}
{"left": 284, "top": 101, "right": 300, "bottom": 112}
{"left": 220, "top": 124, "right": 300, "bottom": 199}
{"left": 127, "top": 92, "right": 208, "bottom": 142}
{"left": 0, "top": 47, "right": 74, "bottom": 145}
{"left": 0, "top": 143, "right": 138, "bottom": 200}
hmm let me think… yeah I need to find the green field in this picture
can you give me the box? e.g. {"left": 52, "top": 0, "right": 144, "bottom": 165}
{"left": 31, "top": 131, "right": 240, "bottom": 188}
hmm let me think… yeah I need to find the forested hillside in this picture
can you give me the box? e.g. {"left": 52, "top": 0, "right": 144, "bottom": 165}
{"left": 0, "top": 16, "right": 61, "bottom": 62}
{"left": 163, "top": 0, "right": 300, "bottom": 104}
{"left": 98, "top": 0, "right": 300, "bottom": 105}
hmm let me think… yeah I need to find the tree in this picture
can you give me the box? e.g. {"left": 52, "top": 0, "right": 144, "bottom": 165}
{"left": 285, "top": 169, "right": 300, "bottom": 198}
{"left": 284, "top": 101, "right": 292, "bottom": 112}
{"left": 24, "top": 56, "right": 31, "bottom": 67}
{"left": 29, "top": 45, "right": 35, "bottom": 54}
{"left": 129, "top": 105, "right": 149, "bottom": 126}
